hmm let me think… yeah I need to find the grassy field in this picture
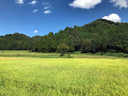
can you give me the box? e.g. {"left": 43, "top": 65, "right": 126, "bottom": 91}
{"left": 0, "top": 50, "right": 123, "bottom": 58}
{"left": 0, "top": 51, "right": 128, "bottom": 96}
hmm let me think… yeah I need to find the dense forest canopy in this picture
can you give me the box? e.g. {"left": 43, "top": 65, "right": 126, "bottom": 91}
{"left": 0, "top": 33, "right": 39, "bottom": 50}
{"left": 0, "top": 19, "right": 128, "bottom": 53}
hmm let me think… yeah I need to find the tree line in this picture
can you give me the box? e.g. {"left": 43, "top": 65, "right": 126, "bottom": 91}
{"left": 0, "top": 19, "right": 128, "bottom": 54}
{"left": 0, "top": 33, "right": 34, "bottom": 50}
{"left": 32, "top": 19, "right": 128, "bottom": 53}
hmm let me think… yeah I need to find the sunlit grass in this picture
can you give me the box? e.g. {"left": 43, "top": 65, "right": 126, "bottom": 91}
{"left": 0, "top": 50, "right": 60, "bottom": 58}
{"left": 0, "top": 50, "right": 121, "bottom": 58}
{"left": 0, "top": 57, "right": 128, "bottom": 95}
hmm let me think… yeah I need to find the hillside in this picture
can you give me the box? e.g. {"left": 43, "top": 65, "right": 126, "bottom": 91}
{"left": 0, "top": 33, "right": 33, "bottom": 50}
{"left": 32, "top": 35, "right": 42, "bottom": 41}
{"left": 33, "top": 19, "right": 128, "bottom": 53}
{"left": 0, "top": 19, "right": 128, "bottom": 53}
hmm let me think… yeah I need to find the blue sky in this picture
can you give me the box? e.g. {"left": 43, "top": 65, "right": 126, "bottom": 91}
{"left": 0, "top": 0, "right": 128, "bottom": 37}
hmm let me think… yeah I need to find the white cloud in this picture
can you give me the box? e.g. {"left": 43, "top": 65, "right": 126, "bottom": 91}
{"left": 42, "top": 2, "right": 50, "bottom": 6}
{"left": 42, "top": 2, "right": 52, "bottom": 14}
{"left": 33, "top": 9, "right": 38, "bottom": 13}
{"left": 44, "top": 7, "right": 50, "bottom": 10}
{"left": 44, "top": 10, "right": 51, "bottom": 14}
{"left": 15, "top": 0, "right": 24, "bottom": 4}
{"left": 28, "top": 0, "right": 38, "bottom": 5}
{"left": 69, "top": 0, "right": 102, "bottom": 9}
{"left": 102, "top": 13, "right": 121, "bottom": 22}
{"left": 42, "top": 2, "right": 52, "bottom": 9}
{"left": 34, "top": 30, "right": 38, "bottom": 33}
{"left": 110, "top": 0, "right": 128, "bottom": 9}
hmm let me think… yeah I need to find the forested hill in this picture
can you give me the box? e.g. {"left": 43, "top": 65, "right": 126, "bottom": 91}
{"left": 32, "top": 35, "right": 42, "bottom": 41}
{"left": 0, "top": 19, "right": 128, "bottom": 53}
{"left": 0, "top": 33, "right": 33, "bottom": 50}
{"left": 33, "top": 19, "right": 128, "bottom": 53}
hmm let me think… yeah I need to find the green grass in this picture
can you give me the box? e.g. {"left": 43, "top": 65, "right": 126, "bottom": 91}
{"left": 0, "top": 50, "right": 60, "bottom": 58}
{"left": 0, "top": 50, "right": 123, "bottom": 58}
{"left": 0, "top": 56, "right": 128, "bottom": 96}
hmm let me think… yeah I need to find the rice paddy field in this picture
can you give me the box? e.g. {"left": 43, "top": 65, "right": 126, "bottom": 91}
{"left": 0, "top": 50, "right": 128, "bottom": 96}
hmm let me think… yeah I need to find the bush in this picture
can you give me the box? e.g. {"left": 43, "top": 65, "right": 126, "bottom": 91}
{"left": 116, "top": 53, "right": 124, "bottom": 57}
{"left": 28, "top": 47, "right": 35, "bottom": 52}
{"left": 123, "top": 54, "right": 128, "bottom": 57}
{"left": 57, "top": 44, "right": 69, "bottom": 56}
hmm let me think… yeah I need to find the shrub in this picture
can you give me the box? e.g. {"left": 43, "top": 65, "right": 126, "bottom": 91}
{"left": 57, "top": 44, "right": 69, "bottom": 56}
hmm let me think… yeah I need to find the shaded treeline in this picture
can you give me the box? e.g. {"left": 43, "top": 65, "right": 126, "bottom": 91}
{"left": 0, "top": 19, "right": 128, "bottom": 53}
{"left": 0, "top": 33, "right": 42, "bottom": 50}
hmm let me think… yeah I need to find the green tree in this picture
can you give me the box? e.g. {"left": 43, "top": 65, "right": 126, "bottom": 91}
{"left": 81, "top": 39, "right": 92, "bottom": 53}
{"left": 57, "top": 44, "right": 69, "bottom": 56}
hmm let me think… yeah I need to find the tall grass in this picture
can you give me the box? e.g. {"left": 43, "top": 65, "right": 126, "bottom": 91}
{"left": 0, "top": 57, "right": 128, "bottom": 95}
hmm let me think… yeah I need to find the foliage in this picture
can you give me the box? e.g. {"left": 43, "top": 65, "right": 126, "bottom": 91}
{"left": 57, "top": 44, "right": 69, "bottom": 56}
{"left": 1, "top": 19, "right": 128, "bottom": 54}
{"left": 0, "top": 33, "right": 33, "bottom": 50}
{"left": 81, "top": 38, "right": 92, "bottom": 53}
{"left": 32, "top": 19, "right": 128, "bottom": 53}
